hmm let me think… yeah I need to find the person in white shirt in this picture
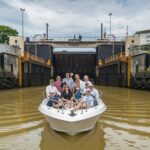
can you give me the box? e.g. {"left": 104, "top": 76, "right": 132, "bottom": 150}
{"left": 71, "top": 88, "right": 94, "bottom": 113}
{"left": 82, "top": 75, "right": 92, "bottom": 91}
{"left": 88, "top": 83, "right": 100, "bottom": 99}
{"left": 82, "top": 82, "right": 89, "bottom": 95}
{"left": 74, "top": 74, "right": 84, "bottom": 91}
{"left": 46, "top": 79, "right": 61, "bottom": 98}
{"left": 83, "top": 75, "right": 91, "bottom": 85}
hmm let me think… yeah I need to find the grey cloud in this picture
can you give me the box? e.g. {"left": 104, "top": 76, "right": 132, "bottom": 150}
{"left": 0, "top": 0, "right": 150, "bottom": 37}
{"left": 0, "top": 1, "right": 20, "bottom": 25}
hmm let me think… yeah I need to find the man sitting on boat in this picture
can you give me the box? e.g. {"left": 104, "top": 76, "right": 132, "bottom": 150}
{"left": 71, "top": 88, "right": 95, "bottom": 113}
{"left": 83, "top": 75, "right": 91, "bottom": 89}
{"left": 62, "top": 73, "right": 74, "bottom": 92}
{"left": 88, "top": 83, "right": 100, "bottom": 99}
{"left": 46, "top": 79, "right": 61, "bottom": 98}
{"left": 47, "top": 89, "right": 62, "bottom": 108}
{"left": 82, "top": 82, "right": 89, "bottom": 95}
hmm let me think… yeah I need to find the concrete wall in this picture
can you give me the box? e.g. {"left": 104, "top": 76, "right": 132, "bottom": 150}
{"left": 0, "top": 44, "right": 18, "bottom": 56}
{"left": 3, "top": 53, "right": 18, "bottom": 78}
{"left": 0, "top": 54, "right": 4, "bottom": 72}
{"left": 131, "top": 53, "right": 147, "bottom": 77}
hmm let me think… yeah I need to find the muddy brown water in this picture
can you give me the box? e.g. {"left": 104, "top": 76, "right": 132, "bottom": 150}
{"left": 0, "top": 86, "right": 150, "bottom": 150}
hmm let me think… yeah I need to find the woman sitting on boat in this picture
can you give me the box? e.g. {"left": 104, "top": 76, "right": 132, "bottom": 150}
{"left": 46, "top": 79, "right": 61, "bottom": 98}
{"left": 61, "top": 85, "right": 74, "bottom": 108}
{"left": 53, "top": 76, "right": 63, "bottom": 93}
{"left": 73, "top": 87, "right": 83, "bottom": 102}
{"left": 71, "top": 88, "right": 94, "bottom": 113}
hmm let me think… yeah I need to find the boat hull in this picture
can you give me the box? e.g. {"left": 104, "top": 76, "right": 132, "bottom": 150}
{"left": 44, "top": 114, "right": 100, "bottom": 136}
{"left": 39, "top": 98, "right": 106, "bottom": 136}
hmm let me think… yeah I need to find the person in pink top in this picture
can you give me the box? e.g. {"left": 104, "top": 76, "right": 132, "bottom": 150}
{"left": 53, "top": 76, "right": 63, "bottom": 93}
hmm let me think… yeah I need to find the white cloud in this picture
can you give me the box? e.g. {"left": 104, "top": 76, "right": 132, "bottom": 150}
{"left": 1, "top": 0, "right": 150, "bottom": 38}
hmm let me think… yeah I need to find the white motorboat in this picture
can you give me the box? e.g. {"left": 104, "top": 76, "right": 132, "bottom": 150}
{"left": 39, "top": 98, "right": 106, "bottom": 136}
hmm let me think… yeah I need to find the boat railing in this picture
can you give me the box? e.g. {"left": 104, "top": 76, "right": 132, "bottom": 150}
{"left": 43, "top": 91, "right": 103, "bottom": 115}
{"left": 99, "top": 90, "right": 104, "bottom": 99}
{"left": 46, "top": 98, "right": 100, "bottom": 115}
{"left": 43, "top": 91, "right": 47, "bottom": 99}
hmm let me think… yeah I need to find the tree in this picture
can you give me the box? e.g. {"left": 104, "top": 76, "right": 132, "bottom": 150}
{"left": 0, "top": 25, "right": 18, "bottom": 44}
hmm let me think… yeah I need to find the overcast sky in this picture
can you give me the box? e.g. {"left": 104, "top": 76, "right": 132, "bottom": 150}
{"left": 0, "top": 0, "right": 150, "bottom": 38}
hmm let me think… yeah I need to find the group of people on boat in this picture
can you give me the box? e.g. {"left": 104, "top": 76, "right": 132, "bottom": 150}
{"left": 46, "top": 73, "right": 100, "bottom": 113}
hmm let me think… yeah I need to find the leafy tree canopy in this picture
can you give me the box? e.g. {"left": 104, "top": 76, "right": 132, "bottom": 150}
{"left": 0, "top": 25, "right": 18, "bottom": 44}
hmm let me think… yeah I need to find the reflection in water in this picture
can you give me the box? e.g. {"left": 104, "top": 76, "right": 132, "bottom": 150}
{"left": 98, "top": 86, "right": 150, "bottom": 150}
{"left": 40, "top": 121, "right": 105, "bottom": 150}
{"left": 0, "top": 86, "right": 150, "bottom": 150}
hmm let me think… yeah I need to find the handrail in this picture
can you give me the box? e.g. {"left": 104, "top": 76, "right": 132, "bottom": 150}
{"left": 23, "top": 52, "right": 51, "bottom": 66}
{"left": 46, "top": 98, "right": 99, "bottom": 114}
{"left": 104, "top": 52, "right": 127, "bottom": 64}
{"left": 43, "top": 91, "right": 102, "bottom": 114}
{"left": 26, "top": 36, "right": 125, "bottom": 42}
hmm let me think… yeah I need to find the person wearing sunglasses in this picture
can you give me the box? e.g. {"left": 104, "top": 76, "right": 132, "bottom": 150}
{"left": 61, "top": 85, "right": 74, "bottom": 108}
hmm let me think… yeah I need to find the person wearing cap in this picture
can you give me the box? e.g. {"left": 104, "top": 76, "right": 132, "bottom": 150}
{"left": 88, "top": 83, "right": 100, "bottom": 99}
{"left": 47, "top": 89, "right": 62, "bottom": 108}
{"left": 62, "top": 73, "right": 74, "bottom": 92}
{"left": 71, "top": 88, "right": 94, "bottom": 113}
{"left": 46, "top": 79, "right": 61, "bottom": 98}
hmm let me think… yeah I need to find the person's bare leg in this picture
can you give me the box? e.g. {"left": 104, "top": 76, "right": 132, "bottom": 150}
{"left": 72, "top": 102, "right": 82, "bottom": 111}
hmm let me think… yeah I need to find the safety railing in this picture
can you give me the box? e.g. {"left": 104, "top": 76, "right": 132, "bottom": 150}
{"left": 26, "top": 36, "right": 125, "bottom": 42}
{"left": 45, "top": 98, "right": 90, "bottom": 115}
{"left": 43, "top": 90, "right": 103, "bottom": 115}
{"left": 23, "top": 52, "right": 51, "bottom": 66}
{"left": 104, "top": 53, "right": 127, "bottom": 64}
{"left": 43, "top": 94, "right": 99, "bottom": 114}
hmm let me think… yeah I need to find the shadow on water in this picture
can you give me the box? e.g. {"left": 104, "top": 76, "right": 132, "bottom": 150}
{"left": 40, "top": 121, "right": 105, "bottom": 150}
